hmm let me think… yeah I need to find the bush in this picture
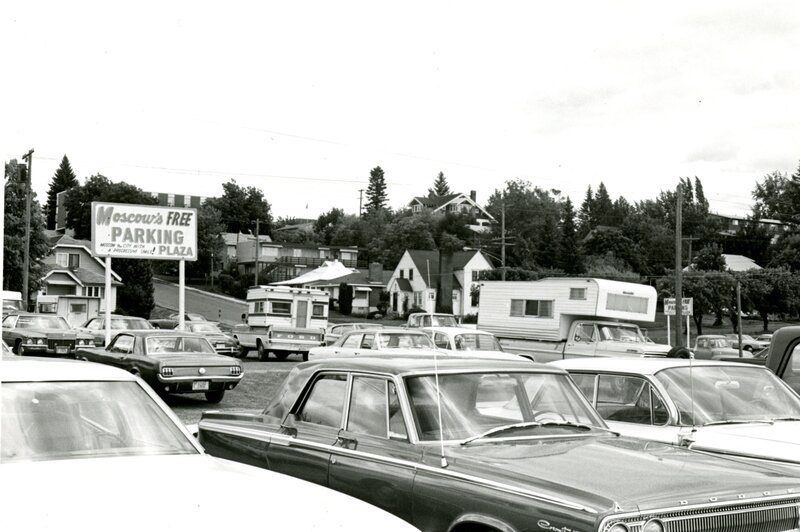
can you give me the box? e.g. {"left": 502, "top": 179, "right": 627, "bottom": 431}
{"left": 402, "top": 306, "right": 426, "bottom": 320}
{"left": 339, "top": 283, "right": 354, "bottom": 316}
{"left": 461, "top": 313, "right": 478, "bottom": 324}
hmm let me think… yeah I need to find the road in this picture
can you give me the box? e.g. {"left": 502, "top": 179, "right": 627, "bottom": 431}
{"left": 153, "top": 278, "right": 247, "bottom": 325}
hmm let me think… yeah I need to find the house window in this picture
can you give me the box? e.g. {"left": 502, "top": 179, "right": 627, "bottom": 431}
{"left": 570, "top": 288, "right": 587, "bottom": 300}
{"left": 606, "top": 294, "right": 648, "bottom": 314}
{"left": 409, "top": 269, "right": 414, "bottom": 280}
{"left": 413, "top": 292, "right": 423, "bottom": 306}
{"left": 510, "top": 299, "right": 553, "bottom": 318}
{"left": 471, "top": 271, "right": 479, "bottom": 281}
{"left": 56, "top": 253, "right": 80, "bottom": 268}
{"left": 399, "top": 270, "right": 404, "bottom": 279}
{"left": 82, "top": 286, "right": 103, "bottom": 298}
{"left": 271, "top": 301, "right": 292, "bottom": 315}
{"left": 412, "top": 205, "right": 421, "bottom": 213}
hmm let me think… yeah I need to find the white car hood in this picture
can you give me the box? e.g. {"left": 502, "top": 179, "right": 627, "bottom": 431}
{"left": 689, "top": 421, "right": 800, "bottom": 464}
{"left": 0, "top": 454, "right": 417, "bottom": 531}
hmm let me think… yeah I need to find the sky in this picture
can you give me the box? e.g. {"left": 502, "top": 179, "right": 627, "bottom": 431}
{"left": 4, "top": 1, "right": 800, "bottom": 221}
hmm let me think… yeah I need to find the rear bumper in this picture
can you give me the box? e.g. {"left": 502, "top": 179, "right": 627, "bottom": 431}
{"left": 267, "top": 340, "right": 324, "bottom": 353}
{"left": 155, "top": 375, "right": 242, "bottom": 393}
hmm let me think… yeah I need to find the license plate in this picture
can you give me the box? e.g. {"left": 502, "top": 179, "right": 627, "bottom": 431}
{"left": 192, "top": 381, "right": 210, "bottom": 391}
{"left": 215, "top": 343, "right": 225, "bottom": 349}
{"left": 56, "top": 346, "right": 69, "bottom": 354}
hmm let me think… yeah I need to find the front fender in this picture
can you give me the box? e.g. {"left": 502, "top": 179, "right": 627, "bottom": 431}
{"left": 449, "top": 513, "right": 516, "bottom": 532}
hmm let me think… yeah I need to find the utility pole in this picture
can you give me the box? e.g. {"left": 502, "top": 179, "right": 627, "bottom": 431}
{"left": 674, "top": 184, "right": 683, "bottom": 348}
{"left": 254, "top": 219, "right": 260, "bottom": 286}
{"left": 21, "top": 149, "right": 33, "bottom": 310}
{"left": 501, "top": 196, "right": 506, "bottom": 281}
{"left": 358, "top": 189, "right": 364, "bottom": 216}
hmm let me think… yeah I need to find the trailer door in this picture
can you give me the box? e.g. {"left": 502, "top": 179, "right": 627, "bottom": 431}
{"left": 296, "top": 300, "right": 308, "bottom": 328}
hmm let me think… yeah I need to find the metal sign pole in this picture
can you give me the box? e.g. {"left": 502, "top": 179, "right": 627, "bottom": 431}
{"left": 666, "top": 315, "right": 671, "bottom": 347}
{"left": 105, "top": 256, "right": 112, "bottom": 346}
{"left": 179, "top": 259, "right": 185, "bottom": 330}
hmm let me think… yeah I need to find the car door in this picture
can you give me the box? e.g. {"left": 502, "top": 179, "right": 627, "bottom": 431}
{"left": 328, "top": 375, "right": 418, "bottom": 523}
{"left": 693, "top": 338, "right": 712, "bottom": 359}
{"left": 565, "top": 322, "right": 597, "bottom": 358}
{"left": 266, "top": 372, "right": 346, "bottom": 487}
{"left": 330, "top": 333, "right": 362, "bottom": 357}
{"left": 102, "top": 334, "right": 136, "bottom": 370}
{"left": 570, "top": 372, "right": 676, "bottom": 444}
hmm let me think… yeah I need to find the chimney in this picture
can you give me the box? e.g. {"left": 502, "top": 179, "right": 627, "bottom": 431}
{"left": 470, "top": 190, "right": 477, "bottom": 202}
{"left": 368, "top": 262, "right": 383, "bottom": 282}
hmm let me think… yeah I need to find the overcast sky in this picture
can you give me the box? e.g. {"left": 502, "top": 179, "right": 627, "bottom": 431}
{"left": 4, "top": 1, "right": 800, "bottom": 221}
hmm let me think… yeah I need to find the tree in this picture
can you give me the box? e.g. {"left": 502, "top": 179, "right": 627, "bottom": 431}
{"left": 206, "top": 179, "right": 273, "bottom": 237}
{"left": 752, "top": 164, "right": 800, "bottom": 223}
{"left": 339, "top": 283, "right": 354, "bottom": 315}
{"left": 577, "top": 185, "right": 594, "bottom": 237}
{"left": 63, "top": 174, "right": 159, "bottom": 318}
{"left": 694, "top": 244, "right": 726, "bottom": 271}
{"left": 45, "top": 155, "right": 78, "bottom": 230}
{"left": 365, "top": 166, "right": 388, "bottom": 213}
{"left": 186, "top": 202, "right": 226, "bottom": 280}
{"left": 559, "top": 197, "right": 584, "bottom": 274}
{"left": 428, "top": 171, "right": 451, "bottom": 197}
{"left": 4, "top": 160, "right": 49, "bottom": 298}
{"left": 741, "top": 268, "right": 800, "bottom": 332}
{"left": 313, "top": 208, "right": 345, "bottom": 245}
{"left": 593, "top": 182, "right": 614, "bottom": 227}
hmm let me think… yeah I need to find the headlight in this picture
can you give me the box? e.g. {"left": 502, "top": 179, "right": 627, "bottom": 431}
{"left": 642, "top": 520, "right": 663, "bottom": 532}
{"left": 161, "top": 367, "right": 174, "bottom": 377}
{"left": 36, "top": 338, "right": 45, "bottom": 345}
{"left": 608, "top": 525, "right": 629, "bottom": 532}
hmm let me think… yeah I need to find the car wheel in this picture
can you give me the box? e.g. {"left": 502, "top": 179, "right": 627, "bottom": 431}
{"left": 17, "top": 343, "right": 26, "bottom": 356}
{"left": 302, "top": 352, "right": 309, "bottom": 362}
{"left": 743, "top": 345, "right": 753, "bottom": 352}
{"left": 205, "top": 390, "right": 225, "bottom": 403}
{"left": 273, "top": 351, "right": 289, "bottom": 361}
{"left": 667, "top": 346, "right": 691, "bottom": 359}
{"left": 257, "top": 341, "right": 269, "bottom": 361}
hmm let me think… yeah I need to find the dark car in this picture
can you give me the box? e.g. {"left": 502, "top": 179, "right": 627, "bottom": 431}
{"left": 2, "top": 312, "right": 95, "bottom": 357}
{"left": 198, "top": 356, "right": 800, "bottom": 532}
{"left": 75, "top": 330, "right": 243, "bottom": 403}
{"left": 77, "top": 314, "right": 155, "bottom": 347}
{"left": 149, "top": 312, "right": 208, "bottom": 330}
{"left": 181, "top": 321, "right": 241, "bottom": 357}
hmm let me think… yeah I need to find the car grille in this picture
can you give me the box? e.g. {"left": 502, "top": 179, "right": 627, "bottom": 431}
{"left": 608, "top": 498, "right": 800, "bottom": 532}
{"left": 48, "top": 339, "right": 75, "bottom": 350}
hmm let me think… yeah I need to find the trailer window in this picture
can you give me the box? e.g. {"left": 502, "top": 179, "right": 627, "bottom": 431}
{"left": 312, "top": 303, "right": 326, "bottom": 317}
{"left": 606, "top": 294, "right": 648, "bottom": 314}
{"left": 270, "top": 301, "right": 292, "bottom": 315}
{"left": 569, "top": 288, "right": 587, "bottom": 300}
{"left": 510, "top": 299, "right": 553, "bottom": 318}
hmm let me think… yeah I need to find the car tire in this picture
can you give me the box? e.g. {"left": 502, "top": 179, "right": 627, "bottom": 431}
{"left": 302, "top": 352, "right": 309, "bottom": 362}
{"left": 667, "top": 346, "right": 691, "bottom": 359}
{"left": 17, "top": 343, "right": 26, "bottom": 356}
{"left": 257, "top": 341, "right": 269, "bottom": 361}
{"left": 273, "top": 351, "right": 289, "bottom": 361}
{"left": 205, "top": 390, "right": 225, "bottom": 403}
{"left": 743, "top": 345, "right": 753, "bottom": 352}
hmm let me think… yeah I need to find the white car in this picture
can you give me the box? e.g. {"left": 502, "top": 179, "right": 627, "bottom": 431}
{"left": 0, "top": 356, "right": 419, "bottom": 531}
{"left": 309, "top": 327, "right": 435, "bottom": 359}
{"left": 421, "top": 326, "right": 530, "bottom": 362}
{"left": 554, "top": 357, "right": 800, "bottom": 465}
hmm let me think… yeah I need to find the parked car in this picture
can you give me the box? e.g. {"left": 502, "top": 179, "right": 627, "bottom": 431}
{"left": 149, "top": 312, "right": 208, "bottom": 329}
{"left": 308, "top": 327, "right": 434, "bottom": 359}
{"left": 325, "top": 322, "right": 384, "bottom": 345}
{"left": 77, "top": 314, "right": 155, "bottom": 347}
{"left": 691, "top": 334, "right": 741, "bottom": 359}
{"left": 0, "top": 356, "right": 418, "bottom": 532}
{"left": 555, "top": 357, "right": 800, "bottom": 465}
{"left": 726, "top": 333, "right": 770, "bottom": 352}
{"left": 406, "top": 312, "right": 459, "bottom": 328}
{"left": 180, "top": 321, "right": 241, "bottom": 357}
{"left": 198, "top": 356, "right": 800, "bottom": 532}
{"left": 421, "top": 326, "right": 530, "bottom": 361}
{"left": 756, "top": 333, "right": 774, "bottom": 345}
{"left": 2, "top": 312, "right": 95, "bottom": 356}
{"left": 75, "top": 330, "right": 243, "bottom": 403}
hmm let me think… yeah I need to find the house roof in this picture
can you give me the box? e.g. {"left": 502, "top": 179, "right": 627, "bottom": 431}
{"left": 272, "top": 260, "right": 360, "bottom": 286}
{"left": 44, "top": 267, "right": 123, "bottom": 286}
{"left": 683, "top": 253, "right": 762, "bottom": 273}
{"left": 395, "top": 278, "right": 413, "bottom": 292}
{"left": 46, "top": 236, "right": 122, "bottom": 281}
{"left": 405, "top": 250, "right": 484, "bottom": 289}
{"left": 410, "top": 193, "right": 462, "bottom": 209}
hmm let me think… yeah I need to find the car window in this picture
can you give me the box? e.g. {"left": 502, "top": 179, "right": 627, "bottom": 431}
{"left": 84, "top": 318, "right": 102, "bottom": 330}
{"left": 146, "top": 336, "right": 215, "bottom": 354}
{"left": 3, "top": 315, "right": 17, "bottom": 327}
{"left": 596, "top": 374, "right": 668, "bottom": 425}
{"left": 360, "top": 334, "right": 375, "bottom": 349}
{"left": 341, "top": 333, "right": 362, "bottom": 348}
{"left": 433, "top": 333, "right": 450, "bottom": 349}
{"left": 569, "top": 373, "right": 597, "bottom": 403}
{"left": 110, "top": 335, "right": 134, "bottom": 354}
{"left": 297, "top": 374, "right": 347, "bottom": 427}
{"left": 347, "top": 377, "right": 389, "bottom": 437}
{"left": 455, "top": 333, "right": 503, "bottom": 351}
{"left": 574, "top": 323, "right": 596, "bottom": 342}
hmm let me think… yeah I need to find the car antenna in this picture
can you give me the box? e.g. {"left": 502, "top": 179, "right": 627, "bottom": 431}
{"left": 432, "top": 341, "right": 448, "bottom": 468}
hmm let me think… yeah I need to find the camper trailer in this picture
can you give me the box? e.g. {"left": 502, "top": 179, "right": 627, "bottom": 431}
{"left": 233, "top": 285, "right": 328, "bottom": 361}
{"left": 2, "top": 290, "right": 24, "bottom": 316}
{"left": 477, "top": 278, "right": 672, "bottom": 362}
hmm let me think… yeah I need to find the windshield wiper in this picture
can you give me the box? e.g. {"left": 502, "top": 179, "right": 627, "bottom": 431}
{"left": 460, "top": 421, "right": 542, "bottom": 446}
{"left": 703, "top": 419, "right": 775, "bottom": 427}
{"left": 771, "top": 416, "right": 800, "bottom": 422}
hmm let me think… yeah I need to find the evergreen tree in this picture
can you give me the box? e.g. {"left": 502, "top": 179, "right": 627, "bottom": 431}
{"left": 578, "top": 185, "right": 594, "bottom": 236}
{"left": 593, "top": 182, "right": 614, "bottom": 227}
{"left": 559, "top": 197, "right": 584, "bottom": 274}
{"left": 365, "top": 166, "right": 388, "bottom": 213}
{"left": 427, "top": 171, "right": 451, "bottom": 197}
{"left": 45, "top": 155, "right": 78, "bottom": 230}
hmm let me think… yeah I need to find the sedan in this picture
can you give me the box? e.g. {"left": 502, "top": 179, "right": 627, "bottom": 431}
{"left": 75, "top": 330, "right": 243, "bottom": 403}
{"left": 77, "top": 314, "right": 155, "bottom": 347}
{"left": 422, "top": 326, "right": 530, "bottom": 361}
{"left": 309, "top": 327, "right": 435, "bottom": 359}
{"left": 198, "top": 356, "right": 800, "bottom": 532}
{"left": 150, "top": 312, "right": 208, "bottom": 329}
{"left": 0, "top": 356, "right": 418, "bottom": 532}
{"left": 726, "top": 333, "right": 770, "bottom": 352}
{"left": 555, "top": 357, "right": 800, "bottom": 464}
{"left": 180, "top": 321, "right": 241, "bottom": 357}
{"left": 692, "top": 334, "right": 741, "bottom": 359}
{"left": 325, "top": 322, "right": 384, "bottom": 345}
{"left": 2, "top": 312, "right": 95, "bottom": 356}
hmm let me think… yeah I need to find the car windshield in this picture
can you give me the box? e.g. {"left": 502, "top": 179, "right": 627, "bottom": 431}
{"left": 188, "top": 323, "right": 222, "bottom": 334}
{"left": 598, "top": 324, "right": 645, "bottom": 343}
{"left": 145, "top": 336, "right": 216, "bottom": 354}
{"left": 1, "top": 381, "right": 197, "bottom": 463}
{"left": 655, "top": 366, "right": 800, "bottom": 425}
{"left": 378, "top": 332, "right": 433, "bottom": 349}
{"left": 15, "top": 316, "right": 71, "bottom": 330}
{"left": 710, "top": 339, "right": 730, "bottom": 348}
{"left": 110, "top": 318, "right": 152, "bottom": 330}
{"left": 406, "top": 372, "right": 603, "bottom": 441}
{"left": 453, "top": 333, "right": 503, "bottom": 352}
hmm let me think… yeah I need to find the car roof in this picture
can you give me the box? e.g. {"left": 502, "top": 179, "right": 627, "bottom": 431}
{"left": 349, "top": 327, "right": 426, "bottom": 334}
{"left": 5, "top": 312, "right": 65, "bottom": 318}
{"left": 93, "top": 314, "right": 150, "bottom": 320}
{"left": 1, "top": 356, "right": 137, "bottom": 383}
{"left": 553, "top": 357, "right": 759, "bottom": 376}
{"left": 422, "top": 327, "right": 493, "bottom": 335}
{"left": 697, "top": 335, "right": 726, "bottom": 339}
{"left": 298, "top": 355, "right": 558, "bottom": 375}
{"left": 114, "top": 330, "right": 209, "bottom": 338}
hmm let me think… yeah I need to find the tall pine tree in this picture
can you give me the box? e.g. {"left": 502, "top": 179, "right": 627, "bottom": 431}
{"left": 45, "top": 155, "right": 78, "bottom": 230}
{"left": 559, "top": 197, "right": 584, "bottom": 274}
{"left": 428, "top": 171, "right": 451, "bottom": 197}
{"left": 365, "top": 166, "right": 388, "bottom": 213}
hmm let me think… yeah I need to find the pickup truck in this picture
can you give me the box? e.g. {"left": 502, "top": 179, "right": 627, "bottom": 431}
{"left": 723, "top": 326, "right": 800, "bottom": 395}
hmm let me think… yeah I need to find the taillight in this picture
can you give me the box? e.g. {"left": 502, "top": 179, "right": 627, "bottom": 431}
{"left": 230, "top": 366, "right": 242, "bottom": 376}
{"left": 161, "top": 367, "right": 174, "bottom": 377}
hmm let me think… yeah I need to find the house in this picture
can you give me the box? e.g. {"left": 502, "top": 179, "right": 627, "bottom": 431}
{"left": 386, "top": 249, "right": 493, "bottom": 317}
{"left": 408, "top": 191, "right": 495, "bottom": 232}
{"left": 38, "top": 235, "right": 122, "bottom": 324}
{"left": 237, "top": 240, "right": 361, "bottom": 282}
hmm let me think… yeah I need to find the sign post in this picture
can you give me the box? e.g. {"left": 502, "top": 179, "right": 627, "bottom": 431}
{"left": 663, "top": 297, "right": 694, "bottom": 348}
{"left": 91, "top": 202, "right": 198, "bottom": 343}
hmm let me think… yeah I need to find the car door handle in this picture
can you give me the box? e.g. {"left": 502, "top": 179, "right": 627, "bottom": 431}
{"left": 336, "top": 435, "right": 358, "bottom": 449}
